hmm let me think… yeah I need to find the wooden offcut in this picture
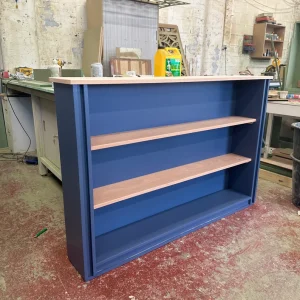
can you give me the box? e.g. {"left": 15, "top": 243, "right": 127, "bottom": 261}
{"left": 116, "top": 47, "right": 142, "bottom": 59}
{"left": 86, "top": 0, "right": 103, "bottom": 29}
{"left": 82, "top": 27, "right": 103, "bottom": 77}
{"left": 273, "top": 148, "right": 292, "bottom": 158}
{"left": 261, "top": 157, "right": 293, "bottom": 171}
{"left": 93, "top": 154, "right": 251, "bottom": 208}
{"left": 91, "top": 116, "right": 256, "bottom": 150}
{"left": 110, "top": 58, "right": 152, "bottom": 76}
{"left": 259, "top": 169, "right": 292, "bottom": 188}
{"left": 98, "top": 27, "right": 104, "bottom": 63}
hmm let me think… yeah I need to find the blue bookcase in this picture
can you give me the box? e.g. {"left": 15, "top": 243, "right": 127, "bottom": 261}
{"left": 52, "top": 76, "right": 270, "bottom": 281}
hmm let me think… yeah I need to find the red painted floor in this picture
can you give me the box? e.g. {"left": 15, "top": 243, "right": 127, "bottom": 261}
{"left": 1, "top": 161, "right": 299, "bottom": 300}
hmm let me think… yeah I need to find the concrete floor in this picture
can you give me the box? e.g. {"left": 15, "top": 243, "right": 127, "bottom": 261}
{"left": 1, "top": 161, "right": 300, "bottom": 300}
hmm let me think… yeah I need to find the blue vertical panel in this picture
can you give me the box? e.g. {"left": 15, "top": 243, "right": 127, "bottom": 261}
{"left": 82, "top": 85, "right": 97, "bottom": 274}
{"left": 88, "top": 82, "right": 235, "bottom": 135}
{"left": 54, "top": 84, "right": 94, "bottom": 281}
{"left": 251, "top": 80, "right": 269, "bottom": 201}
{"left": 229, "top": 80, "right": 269, "bottom": 201}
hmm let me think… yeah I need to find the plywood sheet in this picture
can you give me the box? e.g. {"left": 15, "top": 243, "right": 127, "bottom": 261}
{"left": 87, "top": 0, "right": 103, "bottom": 29}
{"left": 82, "top": 28, "right": 102, "bottom": 77}
{"left": 259, "top": 169, "right": 292, "bottom": 188}
{"left": 116, "top": 47, "right": 142, "bottom": 59}
{"left": 110, "top": 58, "right": 152, "bottom": 76}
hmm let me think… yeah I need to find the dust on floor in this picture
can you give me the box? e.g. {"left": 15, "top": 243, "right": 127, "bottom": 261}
{"left": 1, "top": 161, "right": 299, "bottom": 300}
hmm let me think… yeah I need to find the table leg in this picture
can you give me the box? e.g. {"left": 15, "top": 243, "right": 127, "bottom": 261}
{"left": 264, "top": 113, "right": 274, "bottom": 158}
{"left": 31, "top": 95, "right": 48, "bottom": 176}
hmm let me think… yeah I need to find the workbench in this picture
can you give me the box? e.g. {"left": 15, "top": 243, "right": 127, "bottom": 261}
{"left": 1, "top": 79, "right": 61, "bottom": 180}
{"left": 263, "top": 100, "right": 300, "bottom": 170}
{"left": 51, "top": 75, "right": 270, "bottom": 281}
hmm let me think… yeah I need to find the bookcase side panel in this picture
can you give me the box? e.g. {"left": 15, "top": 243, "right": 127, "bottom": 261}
{"left": 54, "top": 84, "right": 94, "bottom": 280}
{"left": 229, "top": 80, "right": 269, "bottom": 201}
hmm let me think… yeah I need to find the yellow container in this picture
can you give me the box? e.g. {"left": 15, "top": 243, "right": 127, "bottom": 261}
{"left": 154, "top": 47, "right": 182, "bottom": 77}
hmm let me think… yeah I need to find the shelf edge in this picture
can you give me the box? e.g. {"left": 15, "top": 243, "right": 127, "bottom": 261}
{"left": 91, "top": 117, "right": 257, "bottom": 151}
{"left": 93, "top": 154, "right": 251, "bottom": 209}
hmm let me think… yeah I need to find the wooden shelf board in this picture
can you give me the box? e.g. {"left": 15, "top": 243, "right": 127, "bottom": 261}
{"left": 261, "top": 157, "right": 292, "bottom": 170}
{"left": 259, "top": 169, "right": 292, "bottom": 188}
{"left": 265, "top": 40, "right": 284, "bottom": 43}
{"left": 49, "top": 75, "right": 273, "bottom": 85}
{"left": 91, "top": 116, "right": 256, "bottom": 150}
{"left": 93, "top": 153, "right": 251, "bottom": 209}
{"left": 266, "top": 23, "right": 285, "bottom": 28}
{"left": 251, "top": 56, "right": 272, "bottom": 59}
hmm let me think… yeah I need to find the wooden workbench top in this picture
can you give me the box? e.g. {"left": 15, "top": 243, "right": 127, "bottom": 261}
{"left": 49, "top": 75, "right": 272, "bottom": 85}
{"left": 2, "top": 78, "right": 54, "bottom": 95}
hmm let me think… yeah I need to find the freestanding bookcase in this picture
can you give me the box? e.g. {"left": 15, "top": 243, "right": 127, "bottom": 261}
{"left": 51, "top": 76, "right": 270, "bottom": 281}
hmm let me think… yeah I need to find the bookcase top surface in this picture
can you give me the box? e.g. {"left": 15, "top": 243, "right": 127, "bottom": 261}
{"left": 50, "top": 75, "right": 272, "bottom": 85}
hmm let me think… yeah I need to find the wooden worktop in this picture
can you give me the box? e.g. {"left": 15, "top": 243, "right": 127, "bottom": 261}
{"left": 49, "top": 75, "right": 272, "bottom": 85}
{"left": 2, "top": 79, "right": 54, "bottom": 95}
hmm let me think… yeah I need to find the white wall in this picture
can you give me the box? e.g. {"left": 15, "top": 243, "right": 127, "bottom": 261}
{"left": 0, "top": 0, "right": 299, "bottom": 75}
{"left": 160, "top": 0, "right": 300, "bottom": 75}
{"left": 0, "top": 39, "right": 3, "bottom": 70}
{"left": 224, "top": 0, "right": 299, "bottom": 75}
{"left": 0, "top": 0, "right": 87, "bottom": 71}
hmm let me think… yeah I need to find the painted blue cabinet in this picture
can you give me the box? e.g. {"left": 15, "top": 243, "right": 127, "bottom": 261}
{"left": 52, "top": 76, "right": 270, "bottom": 281}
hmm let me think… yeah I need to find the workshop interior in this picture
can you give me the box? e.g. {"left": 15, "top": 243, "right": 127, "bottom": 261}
{"left": 1, "top": 0, "right": 300, "bottom": 298}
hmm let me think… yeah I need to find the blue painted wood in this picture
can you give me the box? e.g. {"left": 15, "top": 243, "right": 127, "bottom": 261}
{"left": 92, "top": 128, "right": 232, "bottom": 187}
{"left": 95, "top": 189, "right": 251, "bottom": 275}
{"left": 252, "top": 80, "right": 269, "bottom": 202}
{"left": 228, "top": 80, "right": 269, "bottom": 202}
{"left": 88, "top": 82, "right": 235, "bottom": 135}
{"left": 53, "top": 78, "right": 269, "bottom": 281}
{"left": 54, "top": 84, "right": 94, "bottom": 281}
{"left": 82, "top": 85, "right": 97, "bottom": 274}
{"left": 94, "top": 171, "right": 228, "bottom": 236}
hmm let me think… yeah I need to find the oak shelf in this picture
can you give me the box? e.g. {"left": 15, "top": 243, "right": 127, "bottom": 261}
{"left": 91, "top": 116, "right": 256, "bottom": 150}
{"left": 93, "top": 153, "right": 251, "bottom": 209}
{"left": 265, "top": 39, "right": 284, "bottom": 43}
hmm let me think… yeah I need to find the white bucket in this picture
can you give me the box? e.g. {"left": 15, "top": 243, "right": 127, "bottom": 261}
{"left": 279, "top": 91, "right": 288, "bottom": 99}
{"left": 49, "top": 65, "right": 61, "bottom": 77}
{"left": 91, "top": 63, "right": 103, "bottom": 77}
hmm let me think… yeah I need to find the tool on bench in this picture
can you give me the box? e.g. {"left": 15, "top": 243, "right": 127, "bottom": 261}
{"left": 16, "top": 67, "right": 33, "bottom": 77}
{"left": 55, "top": 59, "right": 66, "bottom": 68}
{"left": 261, "top": 39, "right": 286, "bottom": 90}
{"left": 48, "top": 59, "right": 66, "bottom": 78}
